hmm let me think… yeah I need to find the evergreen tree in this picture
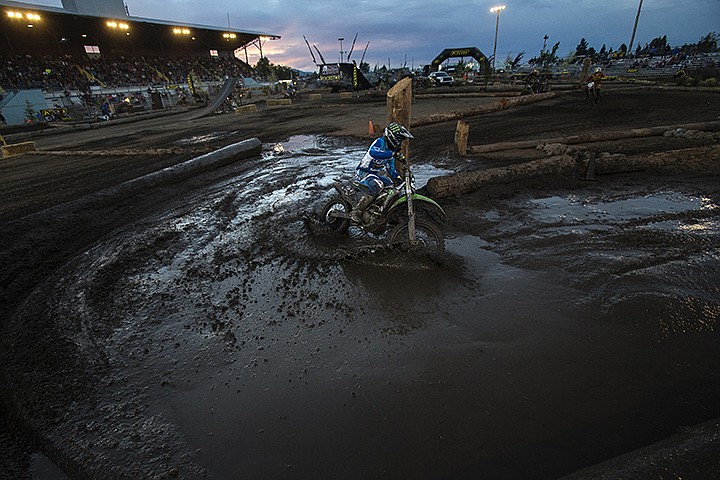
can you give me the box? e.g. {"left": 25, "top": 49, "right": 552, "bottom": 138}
{"left": 697, "top": 32, "right": 719, "bottom": 53}
{"left": 575, "top": 38, "right": 589, "bottom": 57}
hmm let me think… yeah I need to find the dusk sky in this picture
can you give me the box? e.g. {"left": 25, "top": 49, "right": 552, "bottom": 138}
{"left": 28, "top": 0, "right": 720, "bottom": 71}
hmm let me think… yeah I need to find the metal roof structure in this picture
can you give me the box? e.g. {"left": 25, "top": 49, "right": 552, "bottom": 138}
{"left": 0, "top": 0, "right": 280, "bottom": 58}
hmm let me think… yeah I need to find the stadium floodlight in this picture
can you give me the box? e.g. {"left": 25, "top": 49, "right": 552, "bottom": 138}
{"left": 6, "top": 10, "right": 41, "bottom": 21}
{"left": 106, "top": 20, "right": 129, "bottom": 30}
{"left": 173, "top": 28, "right": 191, "bottom": 35}
{"left": 490, "top": 5, "right": 506, "bottom": 73}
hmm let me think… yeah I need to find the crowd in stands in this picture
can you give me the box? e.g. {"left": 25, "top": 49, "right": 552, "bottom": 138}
{"left": 610, "top": 52, "right": 719, "bottom": 71}
{"left": 0, "top": 54, "right": 255, "bottom": 91}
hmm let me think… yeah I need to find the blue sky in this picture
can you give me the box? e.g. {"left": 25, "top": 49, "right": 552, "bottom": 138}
{"left": 27, "top": 0, "right": 720, "bottom": 71}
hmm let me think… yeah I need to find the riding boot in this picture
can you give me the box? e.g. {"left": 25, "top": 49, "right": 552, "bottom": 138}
{"left": 350, "top": 194, "right": 374, "bottom": 223}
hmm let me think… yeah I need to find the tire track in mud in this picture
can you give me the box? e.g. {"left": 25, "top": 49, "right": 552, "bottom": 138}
{"left": 2, "top": 136, "right": 466, "bottom": 478}
{"left": 4, "top": 134, "right": 720, "bottom": 479}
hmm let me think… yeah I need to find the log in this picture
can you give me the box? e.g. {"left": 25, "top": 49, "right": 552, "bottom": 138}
{"left": 387, "top": 77, "right": 413, "bottom": 157}
{"left": 414, "top": 92, "right": 522, "bottom": 99}
{"left": 455, "top": 120, "right": 469, "bottom": 156}
{"left": 412, "top": 92, "right": 557, "bottom": 127}
{"left": 427, "top": 154, "right": 576, "bottom": 198}
{"left": 426, "top": 145, "right": 720, "bottom": 198}
{"left": 470, "top": 121, "right": 720, "bottom": 154}
{"left": 580, "top": 58, "right": 591, "bottom": 86}
{"left": 387, "top": 77, "right": 413, "bottom": 126}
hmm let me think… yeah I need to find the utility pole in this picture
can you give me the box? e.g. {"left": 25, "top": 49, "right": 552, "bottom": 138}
{"left": 628, "top": 0, "right": 644, "bottom": 58}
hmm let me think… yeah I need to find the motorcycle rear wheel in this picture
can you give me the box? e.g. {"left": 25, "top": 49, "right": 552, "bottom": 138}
{"left": 320, "top": 196, "right": 351, "bottom": 233}
{"left": 387, "top": 219, "right": 445, "bottom": 250}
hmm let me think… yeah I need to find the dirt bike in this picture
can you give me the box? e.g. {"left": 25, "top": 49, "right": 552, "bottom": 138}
{"left": 526, "top": 75, "right": 548, "bottom": 94}
{"left": 319, "top": 161, "right": 446, "bottom": 249}
{"left": 283, "top": 87, "right": 301, "bottom": 101}
{"left": 585, "top": 81, "right": 600, "bottom": 105}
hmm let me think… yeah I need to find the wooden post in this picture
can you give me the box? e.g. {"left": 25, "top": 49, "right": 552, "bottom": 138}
{"left": 455, "top": 120, "right": 469, "bottom": 156}
{"left": 386, "top": 77, "right": 416, "bottom": 243}
{"left": 580, "top": 57, "right": 591, "bottom": 87}
{"left": 387, "top": 77, "right": 413, "bottom": 157}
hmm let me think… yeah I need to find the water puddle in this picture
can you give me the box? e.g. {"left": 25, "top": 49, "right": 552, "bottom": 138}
{"left": 530, "top": 192, "right": 717, "bottom": 225}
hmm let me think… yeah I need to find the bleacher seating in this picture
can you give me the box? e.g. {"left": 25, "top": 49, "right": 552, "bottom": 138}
{"left": 0, "top": 54, "right": 256, "bottom": 92}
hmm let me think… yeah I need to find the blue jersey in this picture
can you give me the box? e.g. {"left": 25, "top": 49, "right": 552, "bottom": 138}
{"left": 355, "top": 137, "right": 400, "bottom": 180}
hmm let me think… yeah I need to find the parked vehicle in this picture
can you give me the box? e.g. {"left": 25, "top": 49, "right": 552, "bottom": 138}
{"left": 428, "top": 71, "right": 454, "bottom": 86}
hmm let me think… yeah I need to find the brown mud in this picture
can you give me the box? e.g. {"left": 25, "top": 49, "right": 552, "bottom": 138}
{"left": 0, "top": 86, "right": 719, "bottom": 479}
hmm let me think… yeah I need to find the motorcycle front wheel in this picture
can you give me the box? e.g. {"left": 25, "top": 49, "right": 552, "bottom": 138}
{"left": 387, "top": 219, "right": 445, "bottom": 250}
{"left": 319, "top": 196, "right": 351, "bottom": 233}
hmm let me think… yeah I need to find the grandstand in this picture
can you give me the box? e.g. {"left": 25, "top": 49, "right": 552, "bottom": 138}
{"left": 0, "top": 0, "right": 280, "bottom": 125}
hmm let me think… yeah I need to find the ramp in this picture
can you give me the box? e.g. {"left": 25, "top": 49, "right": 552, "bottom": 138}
{"left": 318, "top": 63, "right": 373, "bottom": 91}
{"left": 189, "top": 77, "right": 238, "bottom": 120}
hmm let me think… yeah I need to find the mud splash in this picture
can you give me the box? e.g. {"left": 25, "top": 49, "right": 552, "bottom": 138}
{"left": 8, "top": 137, "right": 720, "bottom": 479}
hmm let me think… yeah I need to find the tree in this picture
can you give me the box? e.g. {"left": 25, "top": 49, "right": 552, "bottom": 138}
{"left": 503, "top": 51, "right": 525, "bottom": 71}
{"left": 697, "top": 32, "right": 719, "bottom": 53}
{"left": 529, "top": 42, "right": 560, "bottom": 70}
{"left": 359, "top": 62, "right": 370, "bottom": 74}
{"left": 273, "top": 64, "right": 293, "bottom": 81}
{"left": 575, "top": 38, "right": 589, "bottom": 57}
{"left": 254, "top": 57, "right": 272, "bottom": 79}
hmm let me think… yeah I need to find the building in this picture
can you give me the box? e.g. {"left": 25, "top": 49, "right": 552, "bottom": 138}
{"left": 0, "top": 0, "right": 279, "bottom": 60}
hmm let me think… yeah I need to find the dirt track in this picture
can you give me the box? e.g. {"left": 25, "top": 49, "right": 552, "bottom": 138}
{"left": 1, "top": 86, "right": 719, "bottom": 479}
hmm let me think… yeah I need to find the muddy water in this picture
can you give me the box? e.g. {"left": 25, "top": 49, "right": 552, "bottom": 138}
{"left": 18, "top": 136, "right": 720, "bottom": 479}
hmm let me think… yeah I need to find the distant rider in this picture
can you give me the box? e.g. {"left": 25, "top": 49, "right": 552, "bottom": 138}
{"left": 526, "top": 69, "right": 542, "bottom": 93}
{"left": 350, "top": 122, "right": 414, "bottom": 223}
{"left": 585, "top": 67, "right": 607, "bottom": 99}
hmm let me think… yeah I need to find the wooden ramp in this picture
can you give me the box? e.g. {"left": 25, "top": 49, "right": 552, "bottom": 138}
{"left": 189, "top": 77, "right": 238, "bottom": 120}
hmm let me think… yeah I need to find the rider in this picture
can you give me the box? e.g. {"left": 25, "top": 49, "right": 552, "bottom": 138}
{"left": 585, "top": 67, "right": 607, "bottom": 99}
{"left": 350, "top": 121, "right": 414, "bottom": 223}
{"left": 526, "top": 69, "right": 542, "bottom": 92}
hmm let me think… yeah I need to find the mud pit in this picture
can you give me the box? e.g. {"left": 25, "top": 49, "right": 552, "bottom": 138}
{"left": 1, "top": 88, "right": 719, "bottom": 479}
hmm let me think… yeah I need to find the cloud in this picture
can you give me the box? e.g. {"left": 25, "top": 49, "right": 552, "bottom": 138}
{"left": 21, "top": 0, "right": 720, "bottom": 71}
